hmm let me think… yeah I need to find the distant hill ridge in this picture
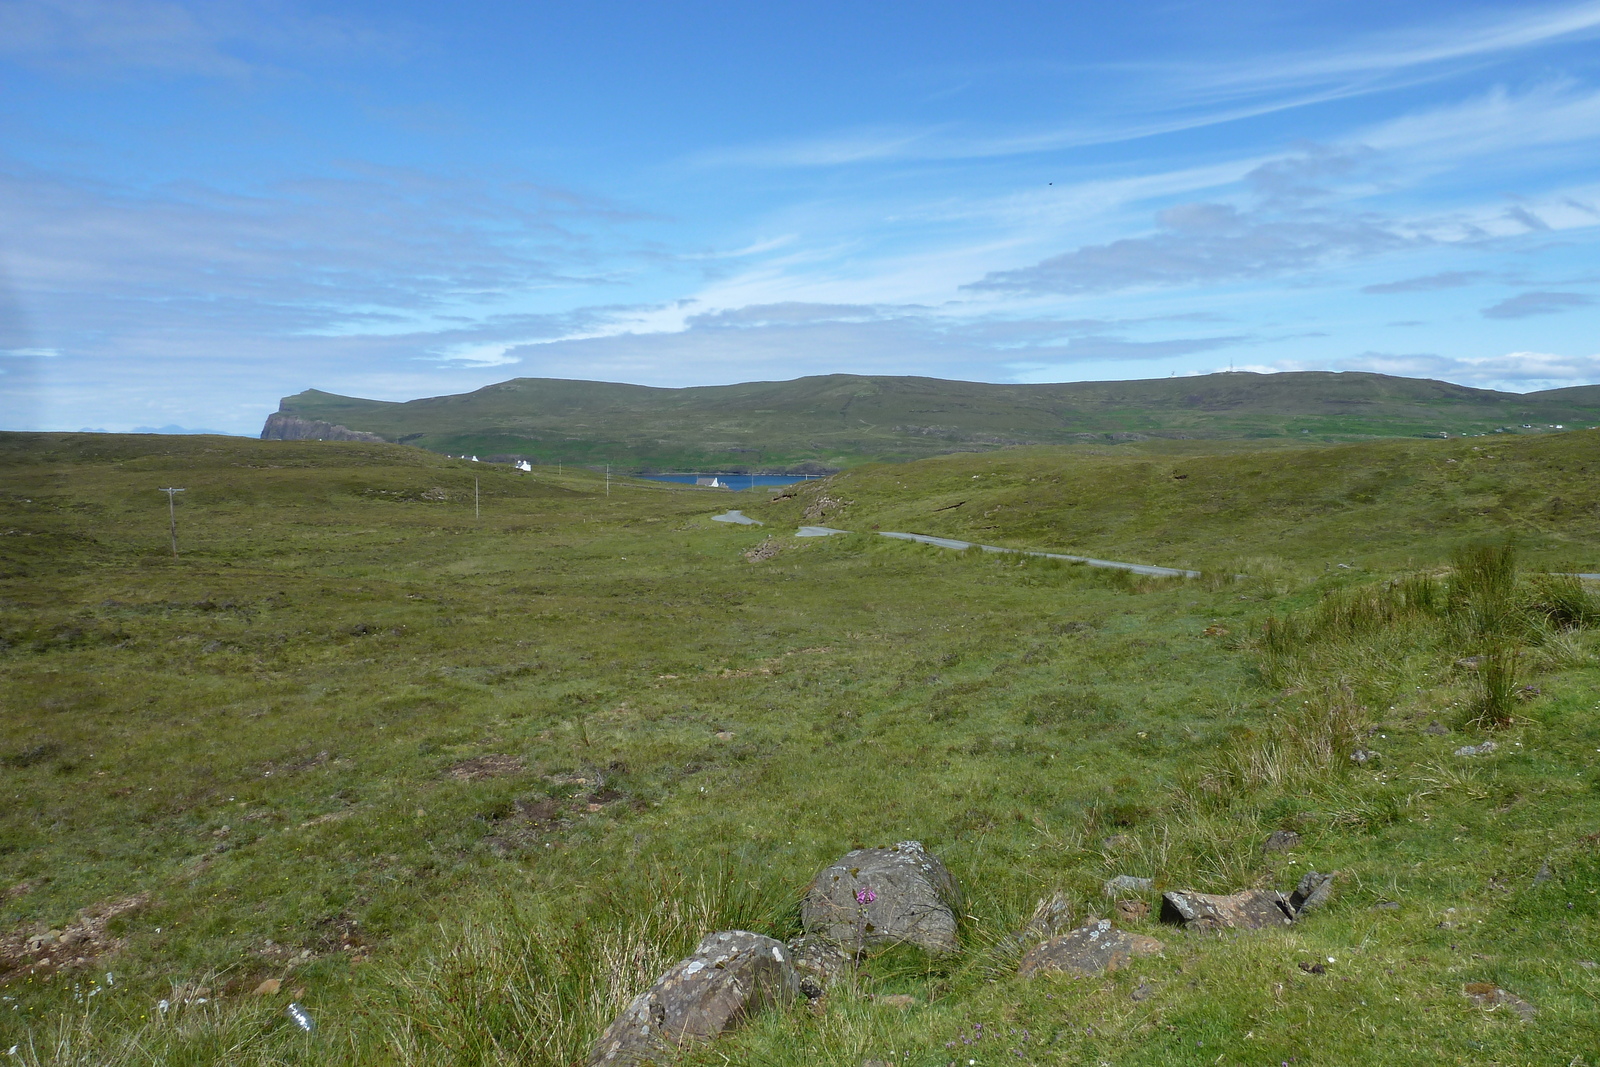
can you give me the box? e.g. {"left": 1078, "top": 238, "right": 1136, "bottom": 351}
{"left": 263, "top": 371, "right": 1600, "bottom": 472}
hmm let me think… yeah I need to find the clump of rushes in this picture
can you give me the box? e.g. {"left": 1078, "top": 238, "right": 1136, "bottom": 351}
{"left": 1448, "top": 541, "right": 1520, "bottom": 642}
{"left": 1523, "top": 572, "right": 1600, "bottom": 630}
{"left": 1466, "top": 642, "right": 1521, "bottom": 730}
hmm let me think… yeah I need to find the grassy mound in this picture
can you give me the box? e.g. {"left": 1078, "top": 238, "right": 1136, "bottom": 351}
{"left": 1, "top": 432, "right": 1597, "bottom": 1065}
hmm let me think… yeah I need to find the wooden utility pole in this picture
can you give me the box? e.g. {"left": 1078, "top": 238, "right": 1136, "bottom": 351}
{"left": 475, "top": 476, "right": 480, "bottom": 519}
{"left": 158, "top": 487, "right": 186, "bottom": 558}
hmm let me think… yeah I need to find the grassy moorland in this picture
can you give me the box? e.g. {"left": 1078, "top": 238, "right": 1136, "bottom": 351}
{"left": 1, "top": 431, "right": 1598, "bottom": 1066}
{"left": 270, "top": 370, "right": 1600, "bottom": 472}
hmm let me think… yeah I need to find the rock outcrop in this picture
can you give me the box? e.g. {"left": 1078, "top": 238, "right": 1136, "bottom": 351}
{"left": 260, "top": 412, "right": 385, "bottom": 443}
{"left": 586, "top": 931, "right": 799, "bottom": 1067}
{"left": 801, "top": 841, "right": 962, "bottom": 955}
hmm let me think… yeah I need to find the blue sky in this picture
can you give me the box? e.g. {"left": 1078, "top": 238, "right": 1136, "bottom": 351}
{"left": 2, "top": 0, "right": 1599, "bottom": 434}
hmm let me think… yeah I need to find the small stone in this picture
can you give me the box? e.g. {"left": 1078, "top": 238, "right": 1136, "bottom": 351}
{"left": 253, "top": 979, "right": 282, "bottom": 995}
{"left": 1130, "top": 980, "right": 1154, "bottom": 1001}
{"left": 1103, "top": 875, "right": 1154, "bottom": 897}
{"left": 1101, "top": 834, "right": 1132, "bottom": 850}
{"left": 1533, "top": 861, "right": 1553, "bottom": 886}
{"left": 872, "top": 994, "right": 917, "bottom": 1009}
{"left": 1298, "top": 961, "right": 1326, "bottom": 975}
{"left": 1114, "top": 899, "right": 1150, "bottom": 923}
{"left": 1578, "top": 961, "right": 1597, "bottom": 970}
{"left": 1261, "top": 830, "right": 1302, "bottom": 853}
{"left": 1463, "top": 982, "right": 1536, "bottom": 1020}
{"left": 1455, "top": 656, "right": 1483, "bottom": 670}
{"left": 1423, "top": 721, "right": 1449, "bottom": 736}
{"left": 1374, "top": 900, "right": 1401, "bottom": 910}
{"left": 1161, "top": 889, "right": 1294, "bottom": 930}
{"left": 1289, "top": 871, "right": 1338, "bottom": 917}
{"left": 1349, "top": 749, "right": 1377, "bottom": 765}
{"left": 714, "top": 731, "right": 735, "bottom": 741}
{"left": 1018, "top": 919, "right": 1163, "bottom": 977}
{"left": 1454, "top": 740, "right": 1498, "bottom": 757}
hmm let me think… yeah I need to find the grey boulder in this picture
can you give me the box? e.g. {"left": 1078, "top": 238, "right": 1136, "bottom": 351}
{"left": 587, "top": 930, "right": 799, "bottom": 1067}
{"left": 800, "top": 841, "right": 962, "bottom": 955}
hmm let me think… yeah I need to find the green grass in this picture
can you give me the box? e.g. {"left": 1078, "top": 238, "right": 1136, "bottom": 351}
{"left": 2, "top": 431, "right": 1599, "bottom": 1065}
{"left": 751, "top": 430, "right": 1600, "bottom": 573}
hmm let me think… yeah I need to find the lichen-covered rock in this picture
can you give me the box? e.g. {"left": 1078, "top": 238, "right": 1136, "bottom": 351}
{"left": 1017, "top": 919, "right": 1164, "bottom": 977}
{"left": 1160, "top": 889, "right": 1294, "bottom": 931}
{"left": 586, "top": 931, "right": 799, "bottom": 1067}
{"left": 786, "top": 934, "right": 851, "bottom": 998}
{"left": 800, "top": 841, "right": 962, "bottom": 955}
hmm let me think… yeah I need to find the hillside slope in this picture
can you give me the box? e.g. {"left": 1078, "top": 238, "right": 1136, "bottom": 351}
{"left": 264, "top": 371, "right": 1600, "bottom": 471}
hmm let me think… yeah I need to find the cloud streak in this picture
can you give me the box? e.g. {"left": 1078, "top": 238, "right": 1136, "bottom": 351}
{"left": 966, "top": 200, "right": 1417, "bottom": 296}
{"left": 0, "top": 0, "right": 402, "bottom": 76}
{"left": 1481, "top": 291, "right": 1595, "bottom": 319}
{"left": 1363, "top": 271, "right": 1487, "bottom": 294}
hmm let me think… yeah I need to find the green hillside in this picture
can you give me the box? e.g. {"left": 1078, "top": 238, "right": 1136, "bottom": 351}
{"left": 3, "top": 431, "right": 1599, "bottom": 1066}
{"left": 265, "top": 371, "right": 1600, "bottom": 472}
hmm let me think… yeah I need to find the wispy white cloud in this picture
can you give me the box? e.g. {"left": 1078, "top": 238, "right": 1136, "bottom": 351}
{"left": 0, "top": 0, "right": 403, "bottom": 76}
{"left": 1185, "top": 1, "right": 1600, "bottom": 100}
{"left": 696, "top": 4, "right": 1600, "bottom": 172}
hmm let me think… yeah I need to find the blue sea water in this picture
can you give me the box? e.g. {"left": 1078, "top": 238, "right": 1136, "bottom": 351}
{"left": 635, "top": 474, "right": 822, "bottom": 491}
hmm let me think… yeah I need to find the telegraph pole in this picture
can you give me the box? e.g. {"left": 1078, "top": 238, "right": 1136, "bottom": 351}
{"left": 158, "top": 487, "right": 186, "bottom": 558}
